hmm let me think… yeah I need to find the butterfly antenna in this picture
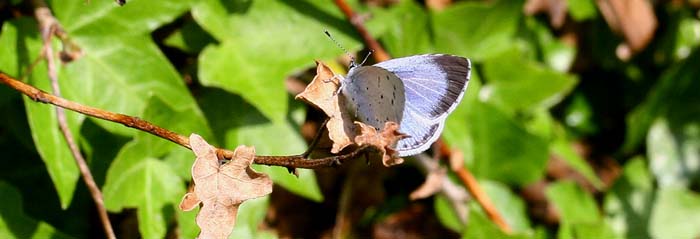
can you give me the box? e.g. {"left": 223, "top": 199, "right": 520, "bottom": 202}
{"left": 359, "top": 50, "right": 373, "bottom": 66}
{"left": 324, "top": 30, "right": 357, "bottom": 68}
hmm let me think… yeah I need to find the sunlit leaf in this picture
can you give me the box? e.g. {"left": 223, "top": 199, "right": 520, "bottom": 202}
{"left": 433, "top": 0, "right": 523, "bottom": 61}
{"left": 192, "top": 0, "right": 364, "bottom": 123}
{"left": 0, "top": 18, "right": 82, "bottom": 208}
{"left": 649, "top": 187, "right": 700, "bottom": 239}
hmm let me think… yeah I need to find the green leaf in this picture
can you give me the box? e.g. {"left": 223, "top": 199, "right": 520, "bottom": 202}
{"left": 566, "top": 221, "right": 620, "bottom": 239}
{"left": 562, "top": 93, "right": 597, "bottom": 136}
{"left": 546, "top": 181, "right": 599, "bottom": 224}
{"left": 550, "top": 140, "right": 603, "bottom": 189}
{"left": 229, "top": 196, "right": 277, "bottom": 239}
{"left": 0, "top": 18, "right": 82, "bottom": 208}
{"left": 647, "top": 113, "right": 700, "bottom": 188}
{"left": 432, "top": 0, "right": 523, "bottom": 61}
{"left": 176, "top": 206, "right": 200, "bottom": 239}
{"left": 462, "top": 205, "right": 533, "bottom": 239}
{"left": 649, "top": 187, "right": 700, "bottom": 239}
{"left": 49, "top": 0, "right": 191, "bottom": 37}
{"left": 481, "top": 50, "right": 578, "bottom": 114}
{"left": 372, "top": 0, "right": 433, "bottom": 57}
{"left": 192, "top": 0, "right": 363, "bottom": 122}
{"left": 102, "top": 142, "right": 184, "bottom": 239}
{"left": 198, "top": 88, "right": 322, "bottom": 201}
{"left": 567, "top": 0, "right": 598, "bottom": 21}
{"left": 481, "top": 181, "right": 531, "bottom": 233}
{"left": 43, "top": 0, "right": 199, "bottom": 136}
{"left": 604, "top": 157, "right": 653, "bottom": 239}
{"left": 434, "top": 194, "right": 464, "bottom": 233}
{"left": 446, "top": 99, "right": 549, "bottom": 185}
{"left": 524, "top": 17, "right": 576, "bottom": 72}
{"left": 625, "top": 48, "right": 700, "bottom": 152}
{"left": 164, "top": 20, "right": 215, "bottom": 54}
{"left": 547, "top": 181, "right": 620, "bottom": 239}
{"left": 100, "top": 95, "right": 207, "bottom": 239}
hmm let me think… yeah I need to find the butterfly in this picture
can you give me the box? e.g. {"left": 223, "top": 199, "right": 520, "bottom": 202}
{"left": 338, "top": 54, "right": 471, "bottom": 157}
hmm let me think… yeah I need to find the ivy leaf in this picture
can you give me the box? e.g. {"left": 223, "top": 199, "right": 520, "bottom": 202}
{"left": 481, "top": 50, "right": 578, "bottom": 115}
{"left": 102, "top": 141, "right": 184, "bottom": 239}
{"left": 46, "top": 0, "right": 198, "bottom": 136}
{"left": 100, "top": 95, "right": 211, "bottom": 238}
{"left": 192, "top": 0, "right": 363, "bottom": 122}
{"left": 432, "top": 0, "right": 522, "bottom": 61}
{"left": 0, "top": 18, "right": 82, "bottom": 208}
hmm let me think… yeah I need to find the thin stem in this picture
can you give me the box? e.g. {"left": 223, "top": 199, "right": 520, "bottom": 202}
{"left": 0, "top": 72, "right": 373, "bottom": 169}
{"left": 301, "top": 118, "right": 330, "bottom": 158}
{"left": 31, "top": 1, "right": 116, "bottom": 238}
{"left": 333, "top": 0, "right": 391, "bottom": 62}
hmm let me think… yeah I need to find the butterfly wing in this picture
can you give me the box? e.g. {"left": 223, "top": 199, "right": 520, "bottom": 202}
{"left": 340, "top": 66, "right": 406, "bottom": 130}
{"left": 374, "top": 54, "right": 471, "bottom": 156}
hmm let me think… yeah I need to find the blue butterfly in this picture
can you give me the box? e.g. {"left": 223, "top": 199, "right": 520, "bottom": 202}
{"left": 339, "top": 54, "right": 471, "bottom": 156}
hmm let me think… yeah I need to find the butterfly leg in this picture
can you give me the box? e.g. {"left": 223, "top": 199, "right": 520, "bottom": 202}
{"left": 323, "top": 74, "right": 345, "bottom": 96}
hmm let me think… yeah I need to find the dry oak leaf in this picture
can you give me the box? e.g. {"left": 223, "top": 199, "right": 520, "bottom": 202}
{"left": 180, "top": 134, "right": 273, "bottom": 239}
{"left": 295, "top": 61, "right": 355, "bottom": 153}
{"left": 354, "top": 121, "right": 409, "bottom": 167}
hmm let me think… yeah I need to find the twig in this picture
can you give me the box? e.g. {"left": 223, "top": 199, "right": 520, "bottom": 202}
{"left": 453, "top": 161, "right": 512, "bottom": 233}
{"left": 333, "top": 0, "right": 391, "bottom": 62}
{"left": 413, "top": 153, "right": 470, "bottom": 224}
{"left": 0, "top": 72, "right": 374, "bottom": 169}
{"left": 31, "top": 1, "right": 116, "bottom": 238}
{"left": 301, "top": 118, "right": 329, "bottom": 158}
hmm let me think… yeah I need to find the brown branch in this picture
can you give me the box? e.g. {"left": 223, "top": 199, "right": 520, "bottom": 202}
{"left": 333, "top": 0, "right": 391, "bottom": 62}
{"left": 0, "top": 72, "right": 372, "bottom": 169}
{"left": 31, "top": 1, "right": 116, "bottom": 238}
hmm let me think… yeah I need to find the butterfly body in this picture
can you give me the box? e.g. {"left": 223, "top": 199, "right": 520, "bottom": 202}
{"left": 340, "top": 54, "right": 471, "bottom": 157}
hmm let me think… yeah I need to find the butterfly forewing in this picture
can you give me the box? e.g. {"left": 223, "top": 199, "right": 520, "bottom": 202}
{"left": 374, "top": 54, "right": 471, "bottom": 156}
{"left": 375, "top": 54, "right": 470, "bottom": 121}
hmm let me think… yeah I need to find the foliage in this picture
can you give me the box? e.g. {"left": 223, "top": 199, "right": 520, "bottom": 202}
{"left": 0, "top": 0, "right": 699, "bottom": 238}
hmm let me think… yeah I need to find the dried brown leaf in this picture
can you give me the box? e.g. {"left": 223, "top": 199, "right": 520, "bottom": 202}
{"left": 354, "top": 121, "right": 408, "bottom": 166}
{"left": 597, "top": 0, "right": 657, "bottom": 54}
{"left": 179, "top": 192, "right": 200, "bottom": 211}
{"left": 180, "top": 134, "right": 273, "bottom": 239}
{"left": 410, "top": 167, "right": 446, "bottom": 200}
{"left": 524, "top": 0, "right": 568, "bottom": 29}
{"left": 295, "top": 62, "right": 355, "bottom": 153}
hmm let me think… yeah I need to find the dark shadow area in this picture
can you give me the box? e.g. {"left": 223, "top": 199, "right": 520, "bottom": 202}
{"left": 196, "top": 86, "right": 271, "bottom": 147}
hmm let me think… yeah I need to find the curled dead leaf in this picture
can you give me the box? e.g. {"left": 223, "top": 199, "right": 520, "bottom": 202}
{"left": 295, "top": 62, "right": 355, "bottom": 153}
{"left": 354, "top": 121, "right": 408, "bottom": 167}
{"left": 181, "top": 134, "right": 273, "bottom": 239}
